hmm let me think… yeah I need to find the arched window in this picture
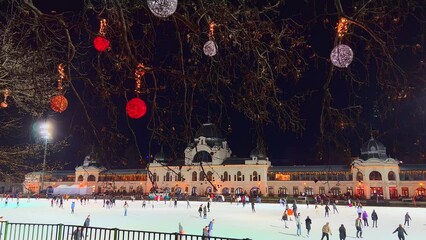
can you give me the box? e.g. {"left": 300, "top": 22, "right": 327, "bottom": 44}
{"left": 369, "top": 171, "right": 382, "bottom": 181}
{"left": 223, "top": 171, "right": 228, "bottom": 182}
{"left": 252, "top": 171, "right": 258, "bottom": 181}
{"left": 207, "top": 171, "right": 213, "bottom": 181}
{"left": 356, "top": 172, "right": 363, "bottom": 182}
{"left": 388, "top": 171, "right": 396, "bottom": 181}
{"left": 87, "top": 175, "right": 96, "bottom": 182}
{"left": 165, "top": 172, "right": 171, "bottom": 181}
{"left": 192, "top": 171, "right": 197, "bottom": 181}
{"left": 77, "top": 175, "right": 84, "bottom": 182}
{"left": 237, "top": 171, "right": 242, "bottom": 181}
{"left": 199, "top": 172, "right": 205, "bottom": 181}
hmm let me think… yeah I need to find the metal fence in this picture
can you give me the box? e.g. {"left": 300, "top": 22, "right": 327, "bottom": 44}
{"left": 0, "top": 221, "right": 249, "bottom": 240}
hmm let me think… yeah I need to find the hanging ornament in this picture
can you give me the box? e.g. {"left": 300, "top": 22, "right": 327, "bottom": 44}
{"left": 330, "top": 44, "right": 353, "bottom": 68}
{"left": 50, "top": 95, "right": 68, "bottom": 113}
{"left": 203, "top": 21, "right": 218, "bottom": 57}
{"left": 51, "top": 64, "right": 68, "bottom": 113}
{"left": 147, "top": 0, "right": 178, "bottom": 18}
{"left": 93, "top": 19, "right": 110, "bottom": 52}
{"left": 203, "top": 40, "right": 218, "bottom": 57}
{"left": 126, "top": 98, "right": 147, "bottom": 119}
{"left": 0, "top": 89, "right": 11, "bottom": 108}
{"left": 126, "top": 64, "right": 148, "bottom": 119}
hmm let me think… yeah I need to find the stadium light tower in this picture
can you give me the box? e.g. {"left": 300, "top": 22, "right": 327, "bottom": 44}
{"left": 39, "top": 121, "right": 52, "bottom": 194}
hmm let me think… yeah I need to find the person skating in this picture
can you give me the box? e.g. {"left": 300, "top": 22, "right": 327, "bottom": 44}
{"left": 355, "top": 216, "right": 363, "bottom": 238}
{"left": 71, "top": 201, "right": 76, "bottom": 214}
{"left": 305, "top": 216, "right": 312, "bottom": 237}
{"left": 362, "top": 210, "right": 369, "bottom": 227}
{"left": 320, "top": 222, "right": 332, "bottom": 240}
{"left": 208, "top": 219, "right": 215, "bottom": 236}
{"left": 403, "top": 212, "right": 411, "bottom": 227}
{"left": 332, "top": 201, "right": 339, "bottom": 214}
{"left": 123, "top": 201, "right": 129, "bottom": 216}
{"left": 202, "top": 226, "right": 209, "bottom": 240}
{"left": 324, "top": 204, "right": 330, "bottom": 217}
{"left": 295, "top": 213, "right": 301, "bottom": 236}
{"left": 339, "top": 224, "right": 346, "bottom": 240}
{"left": 198, "top": 204, "right": 203, "bottom": 217}
{"left": 203, "top": 205, "right": 208, "bottom": 219}
{"left": 83, "top": 215, "right": 90, "bottom": 228}
{"left": 371, "top": 209, "right": 378, "bottom": 228}
{"left": 281, "top": 210, "right": 289, "bottom": 228}
{"left": 392, "top": 224, "right": 408, "bottom": 240}
{"left": 72, "top": 227, "right": 84, "bottom": 240}
{"left": 251, "top": 201, "right": 256, "bottom": 213}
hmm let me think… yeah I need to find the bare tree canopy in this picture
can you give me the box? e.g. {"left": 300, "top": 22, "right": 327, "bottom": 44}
{"left": 0, "top": 0, "right": 424, "bottom": 177}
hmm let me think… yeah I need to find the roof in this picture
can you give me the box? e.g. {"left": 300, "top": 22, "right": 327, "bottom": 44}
{"left": 30, "top": 170, "right": 74, "bottom": 176}
{"left": 360, "top": 137, "right": 387, "bottom": 160}
{"left": 269, "top": 165, "right": 351, "bottom": 172}
{"left": 195, "top": 122, "right": 223, "bottom": 139}
{"left": 99, "top": 169, "right": 147, "bottom": 175}
{"left": 222, "top": 157, "right": 247, "bottom": 165}
{"left": 399, "top": 164, "right": 426, "bottom": 171}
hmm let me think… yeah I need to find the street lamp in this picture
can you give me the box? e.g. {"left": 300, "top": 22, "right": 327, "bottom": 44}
{"left": 39, "top": 121, "right": 52, "bottom": 195}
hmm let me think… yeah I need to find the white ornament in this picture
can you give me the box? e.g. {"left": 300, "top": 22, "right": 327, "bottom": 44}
{"left": 330, "top": 44, "right": 354, "bottom": 68}
{"left": 203, "top": 40, "right": 218, "bottom": 57}
{"left": 147, "top": 0, "right": 178, "bottom": 18}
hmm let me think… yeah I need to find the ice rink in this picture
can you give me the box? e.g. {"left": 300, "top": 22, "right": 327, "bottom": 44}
{"left": 1, "top": 197, "right": 426, "bottom": 239}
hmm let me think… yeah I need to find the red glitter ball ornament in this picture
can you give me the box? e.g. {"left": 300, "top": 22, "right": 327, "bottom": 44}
{"left": 50, "top": 95, "right": 68, "bottom": 113}
{"left": 93, "top": 36, "right": 110, "bottom": 52}
{"left": 0, "top": 102, "right": 7, "bottom": 108}
{"left": 126, "top": 98, "right": 147, "bottom": 119}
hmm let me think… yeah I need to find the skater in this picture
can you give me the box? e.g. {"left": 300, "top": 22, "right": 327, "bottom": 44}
{"left": 320, "top": 222, "right": 332, "bottom": 240}
{"left": 207, "top": 200, "right": 210, "bottom": 212}
{"left": 83, "top": 215, "right": 90, "bottom": 227}
{"left": 305, "top": 216, "right": 312, "bottom": 236}
{"left": 362, "top": 210, "right": 369, "bottom": 226}
{"left": 403, "top": 212, "right": 411, "bottom": 227}
{"left": 71, "top": 201, "right": 76, "bottom": 213}
{"left": 292, "top": 200, "right": 298, "bottom": 217}
{"left": 203, "top": 205, "right": 208, "bottom": 219}
{"left": 392, "top": 224, "right": 408, "bottom": 240}
{"left": 202, "top": 226, "right": 209, "bottom": 240}
{"left": 332, "top": 201, "right": 339, "bottom": 214}
{"left": 186, "top": 199, "right": 191, "bottom": 208}
{"left": 72, "top": 227, "right": 84, "bottom": 240}
{"left": 371, "top": 209, "right": 378, "bottom": 228}
{"left": 123, "top": 201, "right": 129, "bottom": 216}
{"left": 281, "top": 210, "right": 289, "bottom": 228}
{"left": 355, "top": 216, "right": 363, "bottom": 238}
{"left": 198, "top": 204, "right": 203, "bottom": 217}
{"left": 142, "top": 200, "right": 146, "bottom": 208}
{"left": 295, "top": 213, "right": 302, "bottom": 236}
{"left": 174, "top": 198, "right": 178, "bottom": 208}
{"left": 208, "top": 219, "right": 215, "bottom": 236}
{"left": 178, "top": 222, "right": 185, "bottom": 234}
{"left": 251, "top": 201, "right": 256, "bottom": 213}
{"left": 339, "top": 224, "right": 346, "bottom": 240}
{"left": 324, "top": 204, "right": 330, "bottom": 217}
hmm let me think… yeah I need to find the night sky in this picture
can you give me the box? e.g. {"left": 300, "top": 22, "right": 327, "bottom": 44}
{"left": 9, "top": 0, "right": 425, "bottom": 170}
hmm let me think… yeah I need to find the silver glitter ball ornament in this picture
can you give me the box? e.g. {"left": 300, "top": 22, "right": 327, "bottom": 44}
{"left": 147, "top": 0, "right": 178, "bottom": 18}
{"left": 203, "top": 40, "right": 218, "bottom": 57}
{"left": 330, "top": 44, "right": 354, "bottom": 68}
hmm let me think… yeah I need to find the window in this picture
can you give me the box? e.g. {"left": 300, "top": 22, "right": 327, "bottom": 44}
{"left": 401, "top": 187, "right": 409, "bottom": 197}
{"left": 268, "top": 187, "right": 274, "bottom": 196}
{"left": 77, "top": 175, "right": 83, "bottom": 182}
{"left": 237, "top": 171, "right": 242, "bottom": 181}
{"left": 356, "top": 172, "right": 363, "bottom": 182}
{"left": 223, "top": 171, "right": 228, "bottom": 182}
{"left": 87, "top": 175, "right": 96, "bottom": 182}
{"left": 207, "top": 171, "right": 213, "bottom": 181}
{"left": 330, "top": 187, "right": 340, "bottom": 196}
{"left": 199, "top": 172, "right": 205, "bottom": 181}
{"left": 319, "top": 187, "right": 325, "bottom": 195}
{"left": 293, "top": 186, "right": 299, "bottom": 196}
{"left": 252, "top": 171, "right": 258, "bottom": 181}
{"left": 388, "top": 171, "right": 396, "bottom": 181}
{"left": 278, "top": 187, "right": 287, "bottom": 196}
{"left": 304, "top": 187, "right": 314, "bottom": 196}
{"left": 192, "top": 171, "right": 197, "bottom": 181}
{"left": 369, "top": 171, "right": 382, "bottom": 181}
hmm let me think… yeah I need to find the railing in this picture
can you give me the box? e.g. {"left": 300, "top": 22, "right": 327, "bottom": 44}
{"left": 0, "top": 221, "right": 249, "bottom": 240}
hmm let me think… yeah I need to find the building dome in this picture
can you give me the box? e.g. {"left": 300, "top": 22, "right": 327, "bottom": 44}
{"left": 360, "top": 136, "right": 387, "bottom": 160}
{"left": 250, "top": 147, "right": 267, "bottom": 159}
{"left": 194, "top": 121, "right": 224, "bottom": 147}
{"left": 154, "top": 147, "right": 170, "bottom": 163}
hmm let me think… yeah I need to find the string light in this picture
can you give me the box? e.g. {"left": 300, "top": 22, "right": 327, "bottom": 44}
{"left": 1, "top": 89, "right": 11, "bottom": 108}
{"left": 51, "top": 63, "right": 68, "bottom": 113}
{"left": 57, "top": 63, "right": 65, "bottom": 92}
{"left": 337, "top": 17, "right": 349, "bottom": 38}
{"left": 134, "top": 63, "right": 145, "bottom": 95}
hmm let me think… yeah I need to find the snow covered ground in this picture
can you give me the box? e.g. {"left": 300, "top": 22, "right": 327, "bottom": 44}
{"left": 1, "top": 198, "right": 426, "bottom": 240}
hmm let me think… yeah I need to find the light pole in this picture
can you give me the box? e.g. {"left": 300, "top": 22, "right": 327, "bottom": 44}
{"left": 39, "top": 122, "right": 52, "bottom": 195}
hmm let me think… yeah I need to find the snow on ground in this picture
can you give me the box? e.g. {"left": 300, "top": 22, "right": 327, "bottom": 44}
{"left": 1, "top": 198, "right": 426, "bottom": 240}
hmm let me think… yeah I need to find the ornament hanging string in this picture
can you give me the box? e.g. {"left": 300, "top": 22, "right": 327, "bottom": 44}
{"left": 57, "top": 63, "right": 66, "bottom": 93}
{"left": 134, "top": 63, "right": 145, "bottom": 97}
{"left": 99, "top": 19, "right": 107, "bottom": 36}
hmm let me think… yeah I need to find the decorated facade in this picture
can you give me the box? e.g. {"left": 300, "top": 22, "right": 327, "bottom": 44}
{"left": 24, "top": 121, "right": 426, "bottom": 200}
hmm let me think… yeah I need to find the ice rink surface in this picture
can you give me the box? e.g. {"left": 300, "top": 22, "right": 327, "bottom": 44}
{"left": 1, "top": 198, "right": 426, "bottom": 240}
